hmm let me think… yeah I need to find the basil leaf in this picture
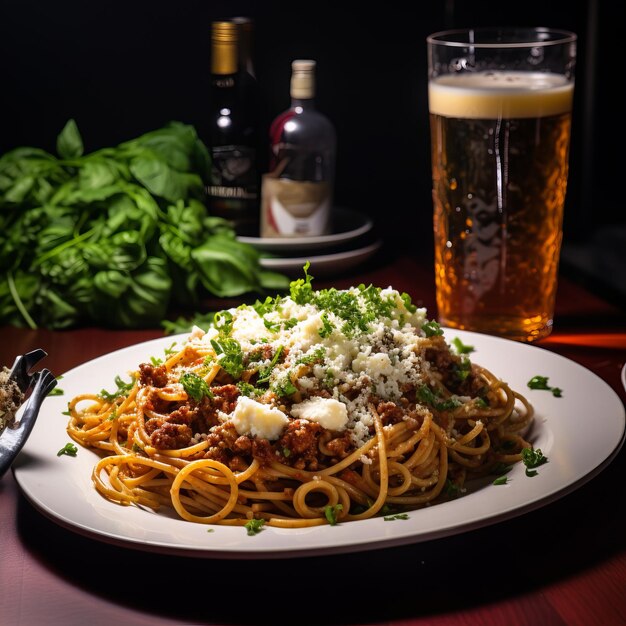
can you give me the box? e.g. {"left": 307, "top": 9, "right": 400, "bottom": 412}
{"left": 56, "top": 118, "right": 84, "bottom": 159}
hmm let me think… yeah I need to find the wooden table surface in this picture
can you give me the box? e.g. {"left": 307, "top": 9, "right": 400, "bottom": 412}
{"left": 1, "top": 250, "right": 625, "bottom": 626}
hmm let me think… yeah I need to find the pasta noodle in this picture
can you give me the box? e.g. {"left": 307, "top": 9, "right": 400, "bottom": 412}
{"left": 67, "top": 268, "right": 534, "bottom": 529}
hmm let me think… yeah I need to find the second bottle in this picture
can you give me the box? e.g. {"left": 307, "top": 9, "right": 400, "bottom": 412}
{"left": 261, "top": 59, "right": 337, "bottom": 238}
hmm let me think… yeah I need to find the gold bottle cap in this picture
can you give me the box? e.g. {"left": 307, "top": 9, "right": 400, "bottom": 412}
{"left": 211, "top": 21, "right": 237, "bottom": 75}
{"left": 290, "top": 59, "right": 316, "bottom": 99}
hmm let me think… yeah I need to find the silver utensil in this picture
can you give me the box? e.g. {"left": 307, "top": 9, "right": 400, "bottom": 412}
{"left": 0, "top": 350, "right": 58, "bottom": 478}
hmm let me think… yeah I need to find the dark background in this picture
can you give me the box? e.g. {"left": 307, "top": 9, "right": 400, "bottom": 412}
{"left": 1, "top": 0, "right": 623, "bottom": 304}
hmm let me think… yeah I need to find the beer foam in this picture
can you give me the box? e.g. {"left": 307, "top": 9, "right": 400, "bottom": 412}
{"left": 429, "top": 71, "right": 573, "bottom": 119}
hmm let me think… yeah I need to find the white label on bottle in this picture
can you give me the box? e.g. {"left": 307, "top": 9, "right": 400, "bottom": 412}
{"left": 261, "top": 176, "right": 331, "bottom": 237}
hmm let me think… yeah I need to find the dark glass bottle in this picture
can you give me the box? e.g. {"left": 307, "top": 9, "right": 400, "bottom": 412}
{"left": 261, "top": 59, "right": 336, "bottom": 238}
{"left": 205, "top": 20, "right": 259, "bottom": 236}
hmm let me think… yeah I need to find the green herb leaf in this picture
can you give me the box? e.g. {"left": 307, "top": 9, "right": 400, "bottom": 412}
{"left": 521, "top": 447, "right": 548, "bottom": 477}
{"left": 99, "top": 375, "right": 135, "bottom": 401}
{"left": 324, "top": 503, "right": 343, "bottom": 526}
{"left": 527, "top": 376, "right": 563, "bottom": 397}
{"left": 444, "top": 479, "right": 461, "bottom": 498}
{"left": 289, "top": 261, "right": 314, "bottom": 304}
{"left": 244, "top": 518, "right": 265, "bottom": 535}
{"left": 57, "top": 442, "right": 78, "bottom": 457}
{"left": 318, "top": 312, "right": 335, "bottom": 338}
{"left": 211, "top": 337, "right": 244, "bottom": 378}
{"left": 422, "top": 320, "right": 444, "bottom": 337}
{"left": 417, "top": 384, "right": 462, "bottom": 411}
{"left": 180, "top": 371, "right": 213, "bottom": 402}
{"left": 236, "top": 381, "right": 257, "bottom": 397}
{"left": 451, "top": 336, "right": 475, "bottom": 354}
{"left": 257, "top": 345, "right": 284, "bottom": 384}
{"left": 56, "top": 119, "right": 84, "bottom": 159}
{"left": 272, "top": 375, "right": 297, "bottom": 398}
{"left": 493, "top": 475, "right": 509, "bottom": 485}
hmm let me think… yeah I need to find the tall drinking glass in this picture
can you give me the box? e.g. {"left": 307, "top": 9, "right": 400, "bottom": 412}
{"left": 427, "top": 28, "right": 576, "bottom": 342}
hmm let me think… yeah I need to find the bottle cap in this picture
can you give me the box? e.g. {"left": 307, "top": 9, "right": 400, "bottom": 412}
{"left": 211, "top": 20, "right": 237, "bottom": 43}
{"left": 290, "top": 59, "right": 316, "bottom": 99}
{"left": 211, "top": 21, "right": 238, "bottom": 75}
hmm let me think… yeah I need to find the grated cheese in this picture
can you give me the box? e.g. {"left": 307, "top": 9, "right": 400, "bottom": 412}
{"left": 197, "top": 284, "right": 428, "bottom": 446}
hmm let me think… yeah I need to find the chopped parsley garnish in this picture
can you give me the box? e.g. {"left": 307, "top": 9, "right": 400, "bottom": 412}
{"left": 257, "top": 345, "right": 284, "bottom": 384}
{"left": 290, "top": 261, "right": 315, "bottom": 304}
{"left": 211, "top": 337, "right": 244, "bottom": 378}
{"left": 99, "top": 375, "right": 134, "bottom": 401}
{"left": 213, "top": 310, "right": 234, "bottom": 335}
{"left": 527, "top": 375, "right": 562, "bottom": 397}
{"left": 296, "top": 347, "right": 326, "bottom": 365}
{"left": 57, "top": 442, "right": 78, "bottom": 457}
{"left": 272, "top": 375, "right": 297, "bottom": 397}
{"left": 521, "top": 447, "right": 548, "bottom": 477}
{"left": 179, "top": 371, "right": 213, "bottom": 402}
{"left": 244, "top": 518, "right": 265, "bottom": 535}
{"left": 324, "top": 503, "right": 343, "bottom": 526}
{"left": 384, "top": 513, "right": 410, "bottom": 521}
{"left": 318, "top": 312, "right": 335, "bottom": 338}
{"left": 417, "top": 384, "right": 462, "bottom": 411}
{"left": 451, "top": 337, "right": 475, "bottom": 354}
{"left": 283, "top": 317, "right": 298, "bottom": 329}
{"left": 288, "top": 266, "right": 409, "bottom": 339}
{"left": 400, "top": 292, "right": 417, "bottom": 313}
{"left": 444, "top": 479, "right": 461, "bottom": 498}
{"left": 422, "top": 319, "right": 444, "bottom": 337}
{"left": 475, "top": 396, "right": 489, "bottom": 408}
{"left": 163, "top": 341, "right": 178, "bottom": 356}
{"left": 323, "top": 370, "right": 335, "bottom": 388}
{"left": 253, "top": 295, "right": 281, "bottom": 316}
{"left": 452, "top": 357, "right": 472, "bottom": 382}
{"left": 262, "top": 317, "right": 281, "bottom": 333}
{"left": 236, "top": 381, "right": 257, "bottom": 397}
{"left": 493, "top": 475, "right": 509, "bottom": 485}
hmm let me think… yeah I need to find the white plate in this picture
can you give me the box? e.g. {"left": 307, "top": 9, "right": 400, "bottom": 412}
{"left": 259, "top": 240, "right": 383, "bottom": 277}
{"left": 622, "top": 362, "right": 626, "bottom": 394}
{"left": 238, "top": 207, "right": 373, "bottom": 253}
{"left": 12, "top": 330, "right": 625, "bottom": 559}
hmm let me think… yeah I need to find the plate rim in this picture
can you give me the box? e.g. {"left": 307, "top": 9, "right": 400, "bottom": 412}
{"left": 237, "top": 207, "right": 373, "bottom": 252}
{"left": 12, "top": 329, "right": 626, "bottom": 559}
{"left": 258, "top": 239, "right": 383, "bottom": 271}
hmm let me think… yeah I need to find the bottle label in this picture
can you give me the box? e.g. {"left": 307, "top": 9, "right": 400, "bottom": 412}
{"left": 207, "top": 145, "right": 258, "bottom": 201}
{"left": 205, "top": 145, "right": 259, "bottom": 235}
{"left": 260, "top": 176, "right": 331, "bottom": 237}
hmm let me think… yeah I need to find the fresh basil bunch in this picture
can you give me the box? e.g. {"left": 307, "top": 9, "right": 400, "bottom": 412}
{"left": 0, "top": 120, "right": 287, "bottom": 329}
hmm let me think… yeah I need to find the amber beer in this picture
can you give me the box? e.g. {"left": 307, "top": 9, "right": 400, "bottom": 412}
{"left": 429, "top": 71, "right": 574, "bottom": 342}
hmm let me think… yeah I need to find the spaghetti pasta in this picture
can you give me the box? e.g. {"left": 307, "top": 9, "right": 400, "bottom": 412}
{"left": 67, "top": 267, "right": 534, "bottom": 530}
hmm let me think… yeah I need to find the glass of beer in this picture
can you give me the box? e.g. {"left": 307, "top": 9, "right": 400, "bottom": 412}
{"left": 427, "top": 28, "right": 576, "bottom": 342}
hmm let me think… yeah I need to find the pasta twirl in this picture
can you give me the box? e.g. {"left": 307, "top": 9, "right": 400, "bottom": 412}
{"left": 67, "top": 269, "right": 534, "bottom": 529}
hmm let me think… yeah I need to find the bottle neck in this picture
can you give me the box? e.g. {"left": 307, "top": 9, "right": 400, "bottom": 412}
{"left": 290, "top": 97, "right": 316, "bottom": 110}
{"left": 233, "top": 17, "right": 255, "bottom": 79}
